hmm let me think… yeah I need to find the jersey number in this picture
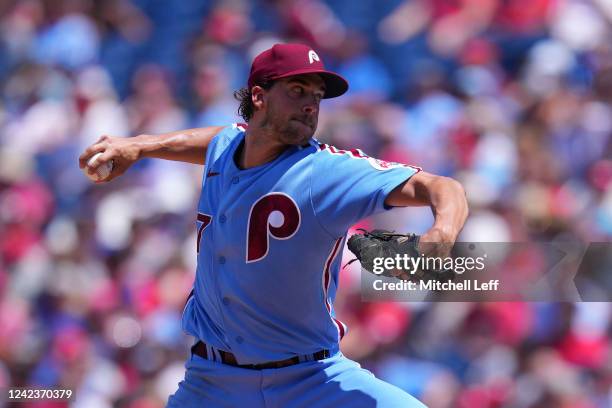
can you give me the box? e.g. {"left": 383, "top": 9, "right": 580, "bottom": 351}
{"left": 196, "top": 213, "right": 212, "bottom": 253}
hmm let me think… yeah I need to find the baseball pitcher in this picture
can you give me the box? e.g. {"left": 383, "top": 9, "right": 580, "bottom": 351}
{"left": 79, "top": 43, "right": 468, "bottom": 407}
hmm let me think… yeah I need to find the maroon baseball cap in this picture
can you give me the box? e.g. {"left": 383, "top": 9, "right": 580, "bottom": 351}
{"left": 247, "top": 43, "right": 349, "bottom": 98}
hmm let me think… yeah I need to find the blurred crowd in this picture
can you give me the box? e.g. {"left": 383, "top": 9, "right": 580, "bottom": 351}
{"left": 0, "top": 0, "right": 611, "bottom": 407}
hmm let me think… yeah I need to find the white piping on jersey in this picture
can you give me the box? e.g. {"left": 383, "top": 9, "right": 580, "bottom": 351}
{"left": 317, "top": 142, "right": 423, "bottom": 172}
{"left": 322, "top": 237, "right": 347, "bottom": 341}
{"left": 317, "top": 142, "right": 368, "bottom": 159}
{"left": 232, "top": 123, "right": 248, "bottom": 132}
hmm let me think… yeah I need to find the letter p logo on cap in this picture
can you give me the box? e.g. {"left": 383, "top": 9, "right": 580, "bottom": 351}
{"left": 308, "top": 50, "right": 320, "bottom": 64}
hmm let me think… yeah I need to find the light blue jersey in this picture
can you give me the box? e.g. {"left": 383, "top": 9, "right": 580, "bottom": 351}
{"left": 182, "top": 124, "right": 420, "bottom": 365}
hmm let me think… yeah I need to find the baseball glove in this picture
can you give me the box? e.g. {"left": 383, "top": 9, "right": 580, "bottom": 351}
{"left": 346, "top": 229, "right": 455, "bottom": 282}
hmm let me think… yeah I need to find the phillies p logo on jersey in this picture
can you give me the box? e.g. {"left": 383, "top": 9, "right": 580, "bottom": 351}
{"left": 246, "top": 193, "right": 301, "bottom": 263}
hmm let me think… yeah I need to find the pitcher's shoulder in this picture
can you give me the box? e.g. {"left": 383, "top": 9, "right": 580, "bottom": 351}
{"left": 218, "top": 123, "right": 248, "bottom": 144}
{"left": 208, "top": 123, "right": 247, "bottom": 153}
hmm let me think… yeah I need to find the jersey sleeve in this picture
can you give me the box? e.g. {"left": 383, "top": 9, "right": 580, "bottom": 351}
{"left": 310, "top": 144, "right": 421, "bottom": 237}
{"left": 204, "top": 123, "right": 247, "bottom": 164}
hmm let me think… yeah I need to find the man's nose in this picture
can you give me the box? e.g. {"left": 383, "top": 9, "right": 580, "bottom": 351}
{"left": 302, "top": 98, "right": 318, "bottom": 115}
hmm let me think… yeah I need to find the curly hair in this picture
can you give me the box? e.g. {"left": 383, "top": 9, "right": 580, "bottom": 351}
{"left": 233, "top": 81, "right": 274, "bottom": 122}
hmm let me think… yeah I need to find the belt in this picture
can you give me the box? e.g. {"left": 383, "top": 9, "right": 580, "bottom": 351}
{"left": 191, "top": 341, "right": 330, "bottom": 370}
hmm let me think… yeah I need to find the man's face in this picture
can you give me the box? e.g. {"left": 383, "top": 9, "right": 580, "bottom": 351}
{"left": 260, "top": 74, "right": 326, "bottom": 145}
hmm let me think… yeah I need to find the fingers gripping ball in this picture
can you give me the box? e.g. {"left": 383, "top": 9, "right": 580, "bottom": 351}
{"left": 84, "top": 152, "right": 114, "bottom": 181}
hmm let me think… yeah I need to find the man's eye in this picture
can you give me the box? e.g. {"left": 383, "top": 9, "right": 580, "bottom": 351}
{"left": 292, "top": 86, "right": 304, "bottom": 95}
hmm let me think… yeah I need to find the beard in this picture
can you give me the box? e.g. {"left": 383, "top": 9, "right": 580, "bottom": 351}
{"left": 280, "top": 120, "right": 314, "bottom": 145}
{"left": 261, "top": 102, "right": 317, "bottom": 146}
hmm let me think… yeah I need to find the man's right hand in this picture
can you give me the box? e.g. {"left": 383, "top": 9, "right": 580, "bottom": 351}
{"left": 78, "top": 126, "right": 225, "bottom": 182}
{"left": 79, "top": 135, "right": 141, "bottom": 183}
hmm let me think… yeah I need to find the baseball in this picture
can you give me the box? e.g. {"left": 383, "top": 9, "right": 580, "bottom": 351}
{"left": 84, "top": 152, "right": 114, "bottom": 181}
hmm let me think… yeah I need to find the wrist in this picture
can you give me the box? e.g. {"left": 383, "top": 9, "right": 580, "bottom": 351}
{"left": 133, "top": 134, "right": 153, "bottom": 159}
{"left": 428, "top": 224, "right": 459, "bottom": 243}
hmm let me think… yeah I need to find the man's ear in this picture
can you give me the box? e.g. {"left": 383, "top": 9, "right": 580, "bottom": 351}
{"left": 251, "top": 86, "right": 266, "bottom": 110}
